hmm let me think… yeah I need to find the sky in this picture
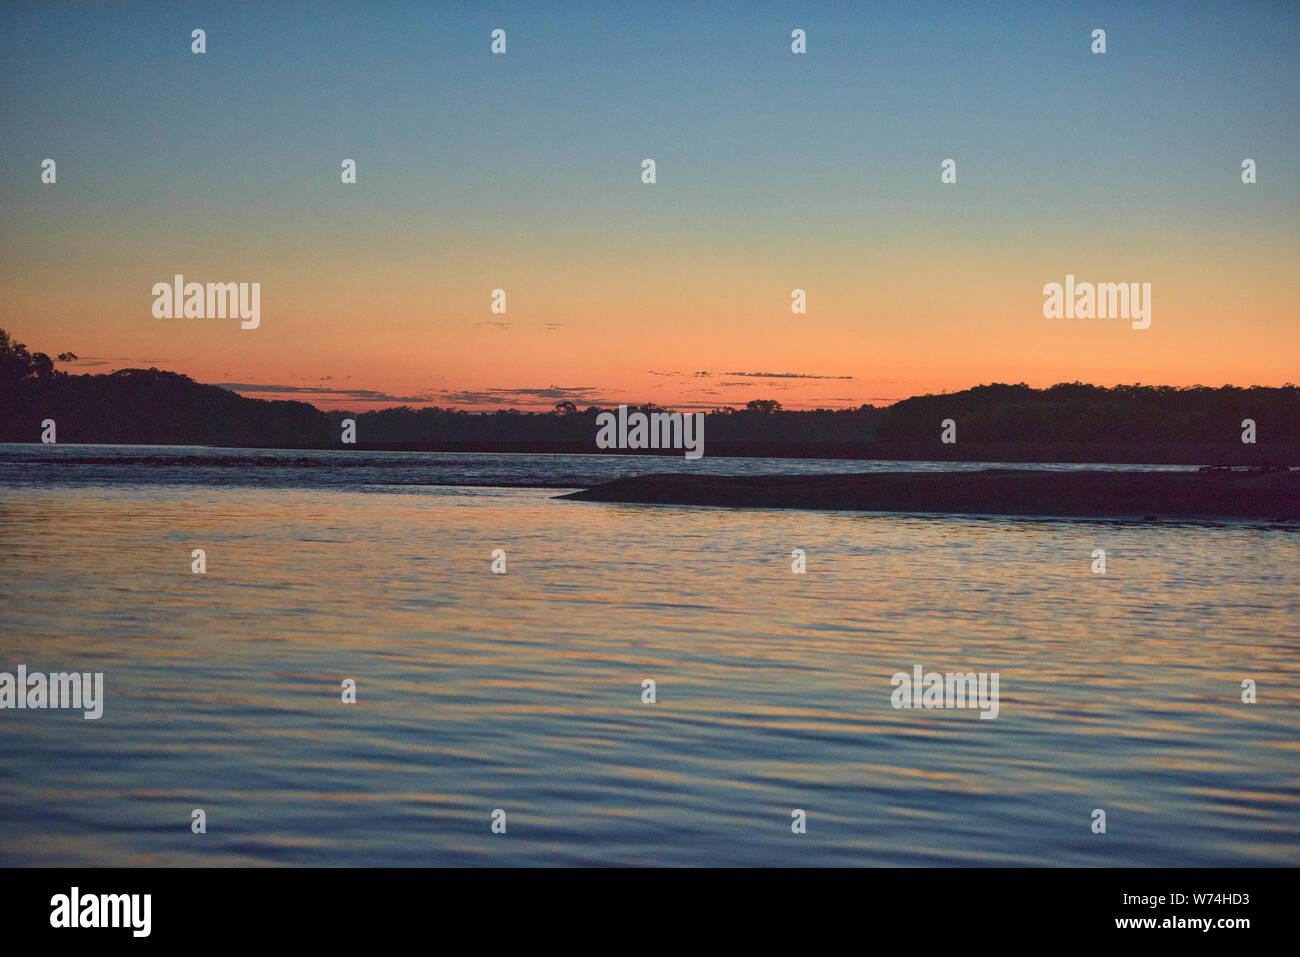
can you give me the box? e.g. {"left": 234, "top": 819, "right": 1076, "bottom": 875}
{"left": 1, "top": 0, "right": 1297, "bottom": 411}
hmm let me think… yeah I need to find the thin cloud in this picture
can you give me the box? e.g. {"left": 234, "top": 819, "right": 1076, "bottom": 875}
{"left": 723, "top": 371, "right": 854, "bottom": 380}
{"left": 65, "top": 356, "right": 186, "bottom": 367}
{"left": 216, "top": 383, "right": 437, "bottom": 403}
{"left": 437, "top": 385, "right": 609, "bottom": 406}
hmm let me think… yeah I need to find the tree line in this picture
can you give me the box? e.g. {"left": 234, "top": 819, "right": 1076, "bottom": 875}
{"left": 3, "top": 329, "right": 1296, "bottom": 463}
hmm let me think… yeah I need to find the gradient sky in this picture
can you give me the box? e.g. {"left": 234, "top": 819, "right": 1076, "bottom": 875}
{"left": 2, "top": 1, "right": 1297, "bottom": 411}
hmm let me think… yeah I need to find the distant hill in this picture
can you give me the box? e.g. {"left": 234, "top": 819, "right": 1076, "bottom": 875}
{"left": 1, "top": 329, "right": 323, "bottom": 448}
{"left": 865, "top": 381, "right": 1300, "bottom": 464}
{"left": 3, "top": 329, "right": 1297, "bottom": 463}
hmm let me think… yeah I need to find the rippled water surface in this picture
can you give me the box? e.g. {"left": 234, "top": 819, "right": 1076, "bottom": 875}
{"left": 0, "top": 448, "right": 1296, "bottom": 865}
{"left": 0, "top": 443, "right": 1197, "bottom": 490}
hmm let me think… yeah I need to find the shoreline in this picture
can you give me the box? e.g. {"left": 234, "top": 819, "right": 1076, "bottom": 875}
{"left": 560, "top": 468, "right": 1300, "bottom": 521}
{"left": 3, "top": 438, "right": 1298, "bottom": 467}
